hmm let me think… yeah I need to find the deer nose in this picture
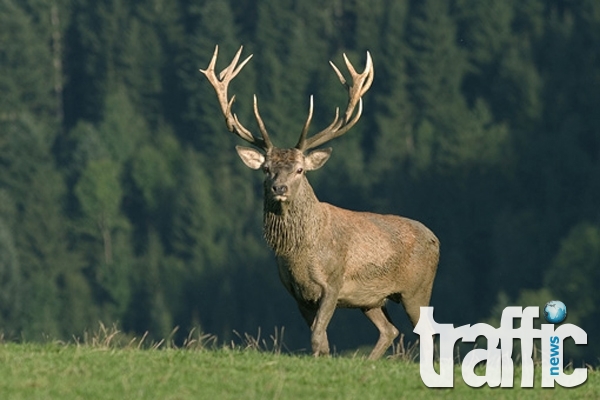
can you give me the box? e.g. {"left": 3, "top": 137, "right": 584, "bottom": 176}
{"left": 272, "top": 185, "right": 288, "bottom": 195}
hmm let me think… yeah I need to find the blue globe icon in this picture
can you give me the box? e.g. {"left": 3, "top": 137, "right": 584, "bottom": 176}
{"left": 544, "top": 300, "right": 567, "bottom": 324}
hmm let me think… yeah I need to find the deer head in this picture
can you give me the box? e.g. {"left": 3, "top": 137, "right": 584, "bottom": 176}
{"left": 199, "top": 46, "right": 373, "bottom": 204}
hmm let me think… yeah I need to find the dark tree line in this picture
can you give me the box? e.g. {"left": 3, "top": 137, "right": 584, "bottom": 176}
{"left": 1, "top": 0, "right": 599, "bottom": 360}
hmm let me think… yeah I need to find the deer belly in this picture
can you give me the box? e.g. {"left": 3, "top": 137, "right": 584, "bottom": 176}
{"left": 337, "top": 280, "right": 389, "bottom": 309}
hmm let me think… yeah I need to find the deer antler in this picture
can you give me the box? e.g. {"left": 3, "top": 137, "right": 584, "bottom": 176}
{"left": 200, "top": 45, "right": 273, "bottom": 151}
{"left": 296, "top": 51, "right": 374, "bottom": 152}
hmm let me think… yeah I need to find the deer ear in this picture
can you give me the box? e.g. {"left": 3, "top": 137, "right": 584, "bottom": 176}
{"left": 305, "top": 148, "right": 332, "bottom": 171}
{"left": 236, "top": 146, "right": 265, "bottom": 170}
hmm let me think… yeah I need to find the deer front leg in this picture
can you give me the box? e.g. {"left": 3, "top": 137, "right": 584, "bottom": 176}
{"left": 309, "top": 288, "right": 338, "bottom": 357}
{"left": 298, "top": 302, "right": 328, "bottom": 355}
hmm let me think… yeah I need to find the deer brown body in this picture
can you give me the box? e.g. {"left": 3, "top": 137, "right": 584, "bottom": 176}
{"left": 201, "top": 46, "right": 439, "bottom": 359}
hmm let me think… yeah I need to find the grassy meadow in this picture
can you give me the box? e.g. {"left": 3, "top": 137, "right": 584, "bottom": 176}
{"left": 0, "top": 329, "right": 598, "bottom": 399}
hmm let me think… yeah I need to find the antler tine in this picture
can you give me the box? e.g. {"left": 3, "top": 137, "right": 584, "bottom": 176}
{"left": 297, "top": 51, "right": 374, "bottom": 151}
{"left": 225, "top": 95, "right": 254, "bottom": 143}
{"left": 199, "top": 45, "right": 272, "bottom": 151}
{"left": 295, "top": 95, "right": 314, "bottom": 150}
{"left": 329, "top": 61, "right": 347, "bottom": 87}
{"left": 359, "top": 51, "right": 374, "bottom": 97}
{"left": 253, "top": 95, "right": 272, "bottom": 149}
{"left": 219, "top": 46, "right": 253, "bottom": 81}
{"left": 202, "top": 45, "right": 219, "bottom": 75}
{"left": 342, "top": 53, "right": 358, "bottom": 79}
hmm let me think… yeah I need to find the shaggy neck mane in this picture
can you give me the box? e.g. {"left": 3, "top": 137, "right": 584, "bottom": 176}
{"left": 263, "top": 179, "right": 322, "bottom": 257}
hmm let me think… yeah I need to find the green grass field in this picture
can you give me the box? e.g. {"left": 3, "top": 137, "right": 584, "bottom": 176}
{"left": 0, "top": 344, "right": 600, "bottom": 399}
{"left": 0, "top": 339, "right": 598, "bottom": 400}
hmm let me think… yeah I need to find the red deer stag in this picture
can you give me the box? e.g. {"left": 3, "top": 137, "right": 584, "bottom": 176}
{"left": 200, "top": 46, "right": 439, "bottom": 360}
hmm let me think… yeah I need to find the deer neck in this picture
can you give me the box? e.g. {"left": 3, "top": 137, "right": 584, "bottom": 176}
{"left": 263, "top": 179, "right": 323, "bottom": 256}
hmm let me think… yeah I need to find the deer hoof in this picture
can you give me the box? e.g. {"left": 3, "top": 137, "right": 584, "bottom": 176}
{"left": 311, "top": 334, "right": 330, "bottom": 356}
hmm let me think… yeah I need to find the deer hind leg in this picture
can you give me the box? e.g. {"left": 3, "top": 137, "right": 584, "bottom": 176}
{"left": 400, "top": 287, "right": 433, "bottom": 328}
{"left": 363, "top": 306, "right": 399, "bottom": 360}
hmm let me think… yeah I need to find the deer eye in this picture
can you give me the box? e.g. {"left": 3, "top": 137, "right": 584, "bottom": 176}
{"left": 296, "top": 167, "right": 304, "bottom": 174}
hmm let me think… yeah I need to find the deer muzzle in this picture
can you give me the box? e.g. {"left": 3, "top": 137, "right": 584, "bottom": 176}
{"left": 272, "top": 184, "right": 288, "bottom": 197}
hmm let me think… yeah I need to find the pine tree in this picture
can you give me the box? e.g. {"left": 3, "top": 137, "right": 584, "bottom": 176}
{"left": 0, "top": 0, "right": 97, "bottom": 339}
{"left": 0, "top": 114, "right": 83, "bottom": 339}
{"left": 546, "top": 223, "right": 600, "bottom": 358}
{"left": 0, "top": 190, "right": 22, "bottom": 334}
{"left": 371, "top": 0, "right": 413, "bottom": 177}
{"left": 0, "top": 0, "right": 57, "bottom": 126}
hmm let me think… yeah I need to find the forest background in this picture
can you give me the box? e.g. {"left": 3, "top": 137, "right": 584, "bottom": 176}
{"left": 1, "top": 0, "right": 599, "bottom": 361}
